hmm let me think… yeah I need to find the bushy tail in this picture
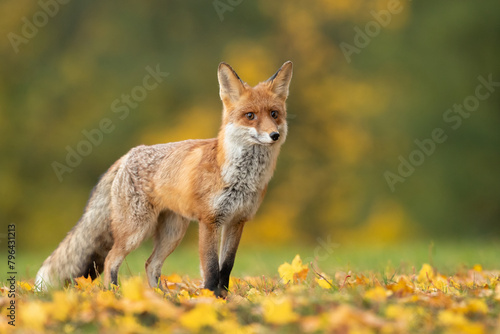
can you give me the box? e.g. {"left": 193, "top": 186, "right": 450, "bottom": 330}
{"left": 35, "top": 159, "right": 122, "bottom": 290}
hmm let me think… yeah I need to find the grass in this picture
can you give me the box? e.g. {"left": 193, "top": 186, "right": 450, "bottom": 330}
{"left": 13, "top": 238, "right": 500, "bottom": 282}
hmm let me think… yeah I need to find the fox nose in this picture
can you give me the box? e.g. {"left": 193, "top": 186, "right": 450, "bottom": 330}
{"left": 270, "top": 132, "right": 280, "bottom": 141}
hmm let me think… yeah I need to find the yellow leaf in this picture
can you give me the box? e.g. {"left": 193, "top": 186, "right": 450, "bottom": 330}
{"left": 158, "top": 273, "right": 183, "bottom": 290}
{"left": 121, "top": 276, "right": 145, "bottom": 301}
{"left": 449, "top": 278, "right": 462, "bottom": 290}
{"left": 473, "top": 264, "right": 483, "bottom": 272}
{"left": 95, "top": 290, "right": 116, "bottom": 308}
{"left": 63, "top": 324, "right": 76, "bottom": 333}
{"left": 434, "top": 275, "right": 448, "bottom": 292}
{"left": 17, "top": 281, "right": 33, "bottom": 292}
{"left": 262, "top": 297, "right": 298, "bottom": 325}
{"left": 438, "top": 310, "right": 467, "bottom": 326}
{"left": 162, "top": 273, "right": 183, "bottom": 283}
{"left": 198, "top": 288, "right": 216, "bottom": 299}
{"left": 278, "top": 254, "right": 309, "bottom": 283}
{"left": 462, "top": 323, "right": 485, "bottom": 334}
{"left": 300, "top": 315, "right": 323, "bottom": 333}
{"left": 315, "top": 273, "right": 334, "bottom": 289}
{"left": 228, "top": 277, "right": 242, "bottom": 291}
{"left": 216, "top": 318, "right": 247, "bottom": 334}
{"left": 74, "top": 275, "right": 94, "bottom": 291}
{"left": 417, "top": 263, "right": 435, "bottom": 283}
{"left": 18, "top": 301, "right": 48, "bottom": 330}
{"left": 115, "top": 314, "right": 144, "bottom": 333}
{"left": 385, "top": 304, "right": 419, "bottom": 328}
{"left": 466, "top": 299, "right": 488, "bottom": 315}
{"left": 178, "top": 289, "right": 191, "bottom": 302}
{"left": 385, "top": 304, "right": 407, "bottom": 320}
{"left": 246, "top": 287, "right": 261, "bottom": 302}
{"left": 387, "top": 277, "right": 414, "bottom": 296}
{"left": 180, "top": 303, "right": 218, "bottom": 330}
{"left": 495, "top": 284, "right": 500, "bottom": 301}
{"left": 316, "top": 278, "right": 333, "bottom": 289}
{"left": 51, "top": 290, "right": 79, "bottom": 322}
{"left": 364, "top": 286, "right": 388, "bottom": 303}
{"left": 438, "top": 310, "right": 484, "bottom": 334}
{"left": 355, "top": 275, "right": 370, "bottom": 286}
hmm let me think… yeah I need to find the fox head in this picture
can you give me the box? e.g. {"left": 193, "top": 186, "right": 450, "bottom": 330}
{"left": 217, "top": 61, "right": 293, "bottom": 147}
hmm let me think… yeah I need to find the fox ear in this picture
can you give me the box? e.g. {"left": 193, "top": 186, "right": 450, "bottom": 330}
{"left": 218, "top": 62, "right": 246, "bottom": 104}
{"left": 267, "top": 61, "right": 293, "bottom": 100}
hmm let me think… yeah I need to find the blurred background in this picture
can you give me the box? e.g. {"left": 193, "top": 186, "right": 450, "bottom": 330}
{"left": 1, "top": 0, "right": 499, "bottom": 273}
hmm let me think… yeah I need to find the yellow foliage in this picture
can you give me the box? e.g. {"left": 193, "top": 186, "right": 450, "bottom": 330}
{"left": 316, "top": 0, "right": 364, "bottom": 19}
{"left": 417, "top": 263, "right": 435, "bottom": 283}
{"left": 179, "top": 303, "right": 218, "bottom": 331}
{"left": 438, "top": 310, "right": 484, "bottom": 334}
{"left": 196, "top": 288, "right": 219, "bottom": 301}
{"left": 473, "top": 264, "right": 483, "bottom": 272}
{"left": 115, "top": 314, "right": 146, "bottom": 334}
{"left": 438, "top": 310, "right": 466, "bottom": 326}
{"left": 18, "top": 300, "right": 48, "bottom": 331}
{"left": 51, "top": 290, "right": 79, "bottom": 322}
{"left": 364, "top": 286, "right": 389, "bottom": 303}
{"left": 315, "top": 273, "right": 334, "bottom": 289}
{"left": 165, "top": 273, "right": 183, "bottom": 283}
{"left": 7, "top": 260, "right": 500, "bottom": 332}
{"left": 495, "top": 284, "right": 500, "bottom": 301}
{"left": 278, "top": 254, "right": 309, "bottom": 283}
{"left": 356, "top": 275, "right": 371, "bottom": 286}
{"left": 228, "top": 277, "right": 242, "bottom": 291}
{"left": 385, "top": 304, "right": 407, "bottom": 319}
{"left": 200, "top": 288, "right": 216, "bottom": 298}
{"left": 216, "top": 318, "right": 250, "bottom": 334}
{"left": 387, "top": 277, "right": 414, "bottom": 296}
{"left": 434, "top": 275, "right": 449, "bottom": 292}
{"left": 95, "top": 290, "right": 116, "bottom": 308}
{"left": 244, "top": 199, "right": 298, "bottom": 244}
{"left": 340, "top": 200, "right": 416, "bottom": 245}
{"left": 246, "top": 287, "right": 262, "bottom": 302}
{"left": 178, "top": 289, "right": 191, "bottom": 303}
{"left": 17, "top": 281, "right": 32, "bottom": 292}
{"left": 465, "top": 299, "right": 488, "bottom": 315}
{"left": 331, "top": 123, "right": 372, "bottom": 165}
{"left": 74, "top": 275, "right": 94, "bottom": 291}
{"left": 141, "top": 105, "right": 219, "bottom": 145}
{"left": 223, "top": 42, "right": 275, "bottom": 86}
{"left": 121, "top": 276, "right": 145, "bottom": 301}
{"left": 262, "top": 297, "right": 298, "bottom": 325}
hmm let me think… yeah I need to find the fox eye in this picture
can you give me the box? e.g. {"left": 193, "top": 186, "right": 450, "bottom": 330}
{"left": 271, "top": 110, "right": 278, "bottom": 119}
{"left": 245, "top": 112, "right": 255, "bottom": 120}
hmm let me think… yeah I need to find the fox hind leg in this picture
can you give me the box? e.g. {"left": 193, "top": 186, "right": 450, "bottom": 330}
{"left": 103, "top": 212, "right": 157, "bottom": 288}
{"left": 145, "top": 211, "right": 189, "bottom": 289}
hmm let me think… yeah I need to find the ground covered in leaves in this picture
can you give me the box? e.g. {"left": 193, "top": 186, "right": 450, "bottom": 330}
{"left": 1, "top": 255, "right": 500, "bottom": 333}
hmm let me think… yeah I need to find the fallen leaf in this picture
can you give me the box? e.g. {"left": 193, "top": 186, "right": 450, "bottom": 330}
{"left": 262, "top": 297, "right": 298, "bottom": 325}
{"left": 278, "top": 254, "right": 309, "bottom": 283}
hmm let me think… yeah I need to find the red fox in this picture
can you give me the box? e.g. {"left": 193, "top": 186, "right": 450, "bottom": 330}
{"left": 36, "top": 61, "right": 293, "bottom": 297}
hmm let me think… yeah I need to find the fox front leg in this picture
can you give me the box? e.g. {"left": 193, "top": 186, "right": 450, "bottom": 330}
{"left": 198, "top": 221, "right": 221, "bottom": 296}
{"left": 218, "top": 221, "right": 245, "bottom": 297}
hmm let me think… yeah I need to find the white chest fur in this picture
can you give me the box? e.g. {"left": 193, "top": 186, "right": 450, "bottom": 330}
{"left": 212, "top": 124, "right": 278, "bottom": 223}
